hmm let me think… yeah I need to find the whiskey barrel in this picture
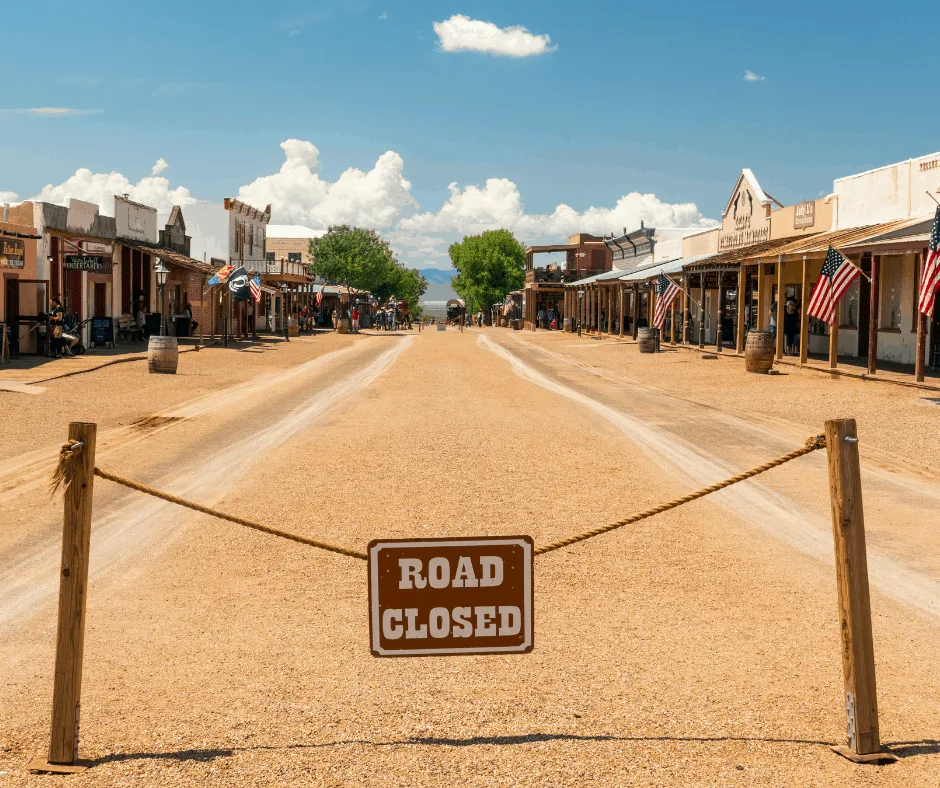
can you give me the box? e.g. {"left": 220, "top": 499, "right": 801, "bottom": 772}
{"left": 638, "top": 327, "right": 659, "bottom": 354}
{"left": 563, "top": 317, "right": 574, "bottom": 333}
{"left": 511, "top": 319, "right": 522, "bottom": 330}
{"left": 147, "top": 335, "right": 179, "bottom": 374}
{"left": 745, "top": 330, "right": 775, "bottom": 373}
{"left": 499, "top": 317, "right": 509, "bottom": 327}
{"left": 336, "top": 318, "right": 351, "bottom": 334}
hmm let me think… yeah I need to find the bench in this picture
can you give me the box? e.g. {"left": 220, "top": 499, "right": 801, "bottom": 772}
{"left": 116, "top": 314, "right": 143, "bottom": 344}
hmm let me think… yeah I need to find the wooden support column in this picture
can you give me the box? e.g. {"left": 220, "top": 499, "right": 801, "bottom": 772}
{"left": 597, "top": 286, "right": 602, "bottom": 334}
{"left": 735, "top": 266, "right": 746, "bottom": 354}
{"left": 829, "top": 321, "right": 839, "bottom": 369}
{"left": 607, "top": 287, "right": 613, "bottom": 335}
{"left": 715, "top": 275, "right": 723, "bottom": 353}
{"left": 619, "top": 284, "right": 625, "bottom": 338}
{"left": 756, "top": 263, "right": 765, "bottom": 332}
{"left": 825, "top": 419, "right": 891, "bottom": 763}
{"left": 775, "top": 256, "right": 785, "bottom": 360}
{"left": 649, "top": 283, "right": 656, "bottom": 337}
{"left": 915, "top": 250, "right": 927, "bottom": 382}
{"left": 36, "top": 422, "right": 98, "bottom": 773}
{"left": 670, "top": 300, "right": 677, "bottom": 345}
{"left": 800, "top": 256, "right": 810, "bottom": 366}
{"left": 681, "top": 278, "right": 688, "bottom": 344}
{"left": 867, "top": 255, "right": 880, "bottom": 374}
{"left": 632, "top": 285, "right": 639, "bottom": 339}
{"left": 698, "top": 276, "right": 706, "bottom": 349}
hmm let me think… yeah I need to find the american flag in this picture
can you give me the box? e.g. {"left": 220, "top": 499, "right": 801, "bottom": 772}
{"left": 315, "top": 284, "right": 325, "bottom": 307}
{"left": 652, "top": 273, "right": 680, "bottom": 330}
{"left": 806, "top": 246, "right": 860, "bottom": 325}
{"left": 918, "top": 205, "right": 940, "bottom": 316}
{"left": 249, "top": 274, "right": 262, "bottom": 304}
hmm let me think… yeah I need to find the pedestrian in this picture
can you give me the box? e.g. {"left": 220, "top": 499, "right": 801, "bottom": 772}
{"left": 332, "top": 308, "right": 338, "bottom": 330}
{"left": 783, "top": 300, "right": 800, "bottom": 355}
{"left": 185, "top": 302, "right": 198, "bottom": 334}
{"left": 48, "top": 296, "right": 65, "bottom": 358}
{"left": 537, "top": 306, "right": 546, "bottom": 329}
{"left": 547, "top": 307, "right": 555, "bottom": 330}
{"left": 769, "top": 302, "right": 777, "bottom": 338}
{"left": 352, "top": 305, "right": 360, "bottom": 333}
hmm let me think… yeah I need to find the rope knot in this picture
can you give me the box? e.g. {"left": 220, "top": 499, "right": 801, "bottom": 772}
{"left": 50, "top": 439, "right": 84, "bottom": 496}
{"left": 805, "top": 434, "right": 827, "bottom": 451}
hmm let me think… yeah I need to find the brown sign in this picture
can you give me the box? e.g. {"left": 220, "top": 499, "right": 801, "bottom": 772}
{"left": 794, "top": 200, "right": 816, "bottom": 229}
{"left": 65, "top": 255, "right": 112, "bottom": 273}
{"left": 0, "top": 238, "right": 25, "bottom": 269}
{"left": 368, "top": 536, "right": 533, "bottom": 657}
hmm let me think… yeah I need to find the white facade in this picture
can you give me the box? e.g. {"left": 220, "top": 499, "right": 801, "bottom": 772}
{"left": 831, "top": 152, "right": 940, "bottom": 229}
{"left": 185, "top": 199, "right": 271, "bottom": 272}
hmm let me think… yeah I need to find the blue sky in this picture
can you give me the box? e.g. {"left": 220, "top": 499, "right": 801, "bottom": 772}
{"left": 2, "top": 0, "right": 938, "bottom": 268}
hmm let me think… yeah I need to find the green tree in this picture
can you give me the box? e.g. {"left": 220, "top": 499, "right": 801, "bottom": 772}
{"left": 308, "top": 225, "right": 396, "bottom": 295}
{"left": 448, "top": 230, "right": 525, "bottom": 315}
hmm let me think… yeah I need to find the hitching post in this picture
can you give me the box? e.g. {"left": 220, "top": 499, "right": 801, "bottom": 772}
{"left": 31, "top": 422, "right": 97, "bottom": 774}
{"left": 824, "top": 419, "right": 895, "bottom": 764}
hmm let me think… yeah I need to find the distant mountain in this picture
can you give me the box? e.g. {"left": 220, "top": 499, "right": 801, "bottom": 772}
{"left": 418, "top": 268, "right": 458, "bottom": 302}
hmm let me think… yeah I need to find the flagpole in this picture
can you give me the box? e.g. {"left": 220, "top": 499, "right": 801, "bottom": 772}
{"left": 833, "top": 246, "right": 872, "bottom": 283}
{"left": 664, "top": 274, "right": 701, "bottom": 307}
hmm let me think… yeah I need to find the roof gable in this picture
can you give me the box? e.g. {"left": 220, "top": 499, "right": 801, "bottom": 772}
{"left": 722, "top": 169, "right": 772, "bottom": 218}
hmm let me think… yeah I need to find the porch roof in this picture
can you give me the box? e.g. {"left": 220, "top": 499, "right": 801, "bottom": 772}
{"left": 754, "top": 216, "right": 930, "bottom": 261}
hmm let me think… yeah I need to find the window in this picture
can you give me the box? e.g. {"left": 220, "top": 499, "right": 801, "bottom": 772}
{"left": 879, "top": 255, "right": 902, "bottom": 330}
{"left": 288, "top": 252, "right": 302, "bottom": 263}
{"left": 841, "top": 278, "right": 859, "bottom": 328}
{"left": 265, "top": 252, "right": 275, "bottom": 263}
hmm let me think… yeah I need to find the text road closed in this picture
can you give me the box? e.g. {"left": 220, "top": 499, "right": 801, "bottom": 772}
{"left": 368, "top": 536, "right": 533, "bottom": 656}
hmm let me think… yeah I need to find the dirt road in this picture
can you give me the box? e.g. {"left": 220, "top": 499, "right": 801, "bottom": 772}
{"left": 0, "top": 328, "right": 938, "bottom": 786}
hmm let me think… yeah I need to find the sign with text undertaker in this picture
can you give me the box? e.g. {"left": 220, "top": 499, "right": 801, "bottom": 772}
{"left": 368, "top": 536, "right": 533, "bottom": 657}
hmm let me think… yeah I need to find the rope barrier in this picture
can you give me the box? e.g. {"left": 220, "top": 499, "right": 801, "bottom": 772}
{"left": 534, "top": 434, "right": 827, "bottom": 555}
{"left": 52, "top": 434, "right": 827, "bottom": 562}
{"left": 92, "top": 467, "right": 368, "bottom": 561}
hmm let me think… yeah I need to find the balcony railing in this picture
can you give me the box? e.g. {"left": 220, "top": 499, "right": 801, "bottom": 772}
{"left": 265, "top": 259, "right": 307, "bottom": 278}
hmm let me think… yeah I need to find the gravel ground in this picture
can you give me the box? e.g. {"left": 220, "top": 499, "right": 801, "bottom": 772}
{"left": 0, "top": 328, "right": 938, "bottom": 786}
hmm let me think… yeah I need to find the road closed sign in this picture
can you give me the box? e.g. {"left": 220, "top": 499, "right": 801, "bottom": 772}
{"left": 368, "top": 536, "right": 533, "bottom": 657}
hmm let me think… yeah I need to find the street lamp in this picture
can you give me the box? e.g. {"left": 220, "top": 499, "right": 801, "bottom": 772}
{"left": 577, "top": 288, "right": 584, "bottom": 337}
{"left": 154, "top": 258, "right": 169, "bottom": 336}
{"left": 280, "top": 282, "right": 290, "bottom": 341}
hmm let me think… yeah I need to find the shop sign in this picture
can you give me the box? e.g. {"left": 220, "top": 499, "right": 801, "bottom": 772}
{"left": 65, "top": 255, "right": 112, "bottom": 273}
{"left": 368, "top": 536, "right": 534, "bottom": 657}
{"left": 84, "top": 241, "right": 113, "bottom": 255}
{"left": 0, "top": 238, "right": 25, "bottom": 269}
{"left": 794, "top": 200, "right": 816, "bottom": 229}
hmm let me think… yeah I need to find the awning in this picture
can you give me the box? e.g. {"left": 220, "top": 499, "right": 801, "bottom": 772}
{"left": 754, "top": 216, "right": 931, "bottom": 261}
{"left": 683, "top": 236, "right": 800, "bottom": 272}
{"left": 122, "top": 242, "right": 214, "bottom": 274}
{"left": 0, "top": 227, "right": 40, "bottom": 240}
{"left": 619, "top": 254, "right": 712, "bottom": 283}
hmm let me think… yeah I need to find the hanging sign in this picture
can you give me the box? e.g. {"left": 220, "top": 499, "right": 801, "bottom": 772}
{"left": 64, "top": 255, "right": 111, "bottom": 273}
{"left": 0, "top": 238, "right": 25, "bottom": 268}
{"left": 368, "top": 536, "right": 534, "bottom": 657}
{"left": 794, "top": 200, "right": 816, "bottom": 229}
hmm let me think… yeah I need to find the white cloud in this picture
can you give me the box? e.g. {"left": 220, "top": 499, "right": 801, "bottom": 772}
{"left": 433, "top": 14, "right": 554, "bottom": 57}
{"left": 744, "top": 70, "right": 766, "bottom": 82}
{"left": 29, "top": 159, "right": 196, "bottom": 215}
{"left": 1, "top": 190, "right": 20, "bottom": 204}
{"left": 237, "top": 139, "right": 418, "bottom": 229}
{"left": 378, "top": 11, "right": 387, "bottom": 20}
{"left": 400, "top": 178, "right": 715, "bottom": 241}
{"left": 0, "top": 107, "right": 103, "bottom": 116}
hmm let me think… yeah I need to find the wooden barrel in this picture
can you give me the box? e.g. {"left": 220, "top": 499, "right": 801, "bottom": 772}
{"left": 563, "top": 317, "right": 574, "bottom": 333}
{"left": 336, "top": 318, "right": 351, "bottom": 334}
{"left": 499, "top": 317, "right": 509, "bottom": 327}
{"left": 148, "top": 335, "right": 178, "bottom": 374}
{"left": 745, "top": 330, "right": 775, "bottom": 373}
{"left": 638, "top": 327, "right": 659, "bottom": 354}
{"left": 511, "top": 319, "right": 523, "bottom": 330}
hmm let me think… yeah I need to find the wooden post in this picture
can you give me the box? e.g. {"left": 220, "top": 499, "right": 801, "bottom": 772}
{"left": 670, "top": 300, "right": 676, "bottom": 346}
{"left": 32, "top": 423, "right": 97, "bottom": 774}
{"left": 776, "top": 256, "right": 785, "bottom": 360}
{"left": 715, "top": 276, "right": 723, "bottom": 353}
{"left": 735, "top": 266, "right": 746, "bottom": 354}
{"left": 800, "top": 257, "right": 809, "bottom": 366}
{"left": 868, "top": 255, "right": 880, "bottom": 374}
{"left": 681, "top": 278, "right": 688, "bottom": 344}
{"left": 829, "top": 321, "right": 839, "bottom": 370}
{"left": 915, "top": 250, "right": 927, "bottom": 382}
{"left": 632, "top": 285, "right": 639, "bottom": 340}
{"left": 698, "top": 277, "right": 706, "bottom": 349}
{"left": 825, "top": 419, "right": 893, "bottom": 764}
{"left": 608, "top": 287, "right": 613, "bottom": 335}
{"left": 619, "top": 284, "right": 625, "bottom": 338}
{"left": 756, "top": 263, "right": 765, "bottom": 332}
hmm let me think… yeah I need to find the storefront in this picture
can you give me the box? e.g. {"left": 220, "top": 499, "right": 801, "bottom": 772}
{"left": 1, "top": 209, "right": 43, "bottom": 356}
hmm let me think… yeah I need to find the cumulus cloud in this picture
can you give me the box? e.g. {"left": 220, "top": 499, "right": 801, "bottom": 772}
{"left": 0, "top": 107, "right": 103, "bottom": 116}
{"left": 29, "top": 159, "right": 195, "bottom": 215}
{"left": 1, "top": 190, "right": 20, "bottom": 204}
{"left": 237, "top": 139, "right": 417, "bottom": 229}
{"left": 744, "top": 70, "right": 766, "bottom": 82}
{"left": 378, "top": 11, "right": 387, "bottom": 20}
{"left": 400, "top": 178, "right": 714, "bottom": 241}
{"left": 433, "top": 14, "right": 554, "bottom": 57}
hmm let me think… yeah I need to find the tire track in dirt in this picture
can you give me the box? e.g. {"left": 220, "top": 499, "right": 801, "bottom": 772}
{"left": 479, "top": 333, "right": 940, "bottom": 620}
{"left": 0, "top": 336, "right": 413, "bottom": 635}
